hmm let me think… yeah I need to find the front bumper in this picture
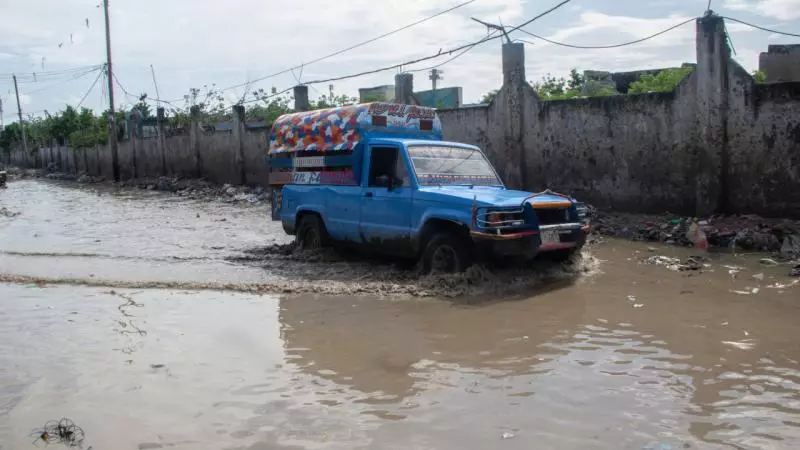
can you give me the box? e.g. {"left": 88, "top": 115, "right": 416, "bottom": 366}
{"left": 470, "top": 222, "right": 588, "bottom": 259}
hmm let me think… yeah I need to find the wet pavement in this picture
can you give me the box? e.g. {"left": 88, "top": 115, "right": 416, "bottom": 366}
{"left": 2, "top": 179, "right": 800, "bottom": 450}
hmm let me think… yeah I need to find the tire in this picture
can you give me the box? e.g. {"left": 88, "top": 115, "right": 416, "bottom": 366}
{"left": 545, "top": 248, "right": 579, "bottom": 263}
{"left": 296, "top": 214, "right": 329, "bottom": 251}
{"left": 421, "top": 232, "right": 473, "bottom": 274}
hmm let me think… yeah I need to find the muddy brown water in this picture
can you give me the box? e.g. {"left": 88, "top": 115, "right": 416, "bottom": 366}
{"left": 2, "top": 179, "right": 800, "bottom": 449}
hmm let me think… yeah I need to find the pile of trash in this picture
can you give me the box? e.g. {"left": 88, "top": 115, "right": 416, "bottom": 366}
{"left": 591, "top": 210, "right": 800, "bottom": 258}
{"left": 645, "top": 255, "right": 708, "bottom": 272}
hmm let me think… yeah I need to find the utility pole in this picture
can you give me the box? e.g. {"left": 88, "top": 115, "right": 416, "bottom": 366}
{"left": 103, "top": 0, "right": 120, "bottom": 182}
{"left": 0, "top": 98, "right": 4, "bottom": 129}
{"left": 12, "top": 75, "right": 28, "bottom": 153}
{"left": 429, "top": 68, "right": 443, "bottom": 91}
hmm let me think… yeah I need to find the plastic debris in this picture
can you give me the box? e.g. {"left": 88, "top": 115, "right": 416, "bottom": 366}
{"left": 752, "top": 273, "right": 765, "bottom": 281}
{"left": 501, "top": 432, "right": 515, "bottom": 440}
{"left": 760, "top": 258, "right": 779, "bottom": 266}
{"left": 723, "top": 340, "right": 755, "bottom": 350}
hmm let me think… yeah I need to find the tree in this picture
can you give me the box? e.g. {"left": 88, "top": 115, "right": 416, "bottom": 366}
{"left": 480, "top": 89, "right": 499, "bottom": 104}
{"left": 752, "top": 70, "right": 767, "bottom": 83}
{"left": 628, "top": 66, "right": 694, "bottom": 94}
{"left": 310, "top": 88, "right": 358, "bottom": 109}
{"left": 247, "top": 87, "right": 293, "bottom": 124}
{"left": 0, "top": 122, "right": 23, "bottom": 152}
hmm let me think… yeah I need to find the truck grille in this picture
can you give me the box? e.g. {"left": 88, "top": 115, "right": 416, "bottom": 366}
{"left": 534, "top": 208, "right": 570, "bottom": 225}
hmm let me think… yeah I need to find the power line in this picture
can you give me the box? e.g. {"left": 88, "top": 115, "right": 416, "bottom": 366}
{"left": 517, "top": 17, "right": 695, "bottom": 49}
{"left": 7, "top": 65, "right": 104, "bottom": 83}
{"left": 77, "top": 69, "right": 105, "bottom": 109}
{"left": 410, "top": 30, "right": 502, "bottom": 73}
{"left": 216, "top": 0, "right": 478, "bottom": 94}
{"left": 240, "top": 0, "right": 571, "bottom": 102}
{"left": 19, "top": 66, "right": 103, "bottom": 96}
{"left": 722, "top": 16, "right": 800, "bottom": 38}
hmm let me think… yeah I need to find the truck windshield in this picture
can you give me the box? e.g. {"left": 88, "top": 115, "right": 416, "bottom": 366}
{"left": 408, "top": 145, "right": 501, "bottom": 186}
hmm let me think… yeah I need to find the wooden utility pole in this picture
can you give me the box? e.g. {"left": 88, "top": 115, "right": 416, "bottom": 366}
{"left": 12, "top": 75, "right": 28, "bottom": 153}
{"left": 103, "top": 0, "right": 120, "bottom": 181}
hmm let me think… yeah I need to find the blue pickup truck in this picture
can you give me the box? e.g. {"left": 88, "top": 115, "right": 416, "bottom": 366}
{"left": 268, "top": 103, "right": 588, "bottom": 273}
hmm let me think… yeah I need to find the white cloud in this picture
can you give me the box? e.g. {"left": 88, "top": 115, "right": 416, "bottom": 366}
{"left": 724, "top": 0, "right": 800, "bottom": 20}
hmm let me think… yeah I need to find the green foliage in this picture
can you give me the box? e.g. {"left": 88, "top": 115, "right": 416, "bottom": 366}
{"left": 480, "top": 89, "right": 499, "bottom": 104}
{"left": 532, "top": 72, "right": 584, "bottom": 100}
{"left": 2, "top": 106, "right": 109, "bottom": 152}
{"left": 0, "top": 122, "right": 23, "bottom": 152}
{"left": 310, "top": 89, "right": 358, "bottom": 110}
{"left": 247, "top": 87, "right": 293, "bottom": 124}
{"left": 752, "top": 70, "right": 767, "bottom": 83}
{"left": 628, "top": 66, "right": 694, "bottom": 94}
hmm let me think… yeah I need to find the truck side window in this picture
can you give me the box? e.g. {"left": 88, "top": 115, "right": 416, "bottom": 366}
{"left": 369, "top": 147, "right": 399, "bottom": 187}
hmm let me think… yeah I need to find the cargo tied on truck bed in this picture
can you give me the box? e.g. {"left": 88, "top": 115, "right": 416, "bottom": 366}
{"left": 267, "top": 102, "right": 589, "bottom": 273}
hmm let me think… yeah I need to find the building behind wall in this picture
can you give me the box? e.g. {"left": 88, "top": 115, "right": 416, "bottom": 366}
{"left": 759, "top": 45, "right": 800, "bottom": 82}
{"left": 359, "top": 85, "right": 395, "bottom": 103}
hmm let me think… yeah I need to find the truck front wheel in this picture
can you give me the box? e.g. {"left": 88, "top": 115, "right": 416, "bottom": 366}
{"left": 296, "top": 214, "right": 329, "bottom": 251}
{"left": 422, "top": 233, "right": 473, "bottom": 274}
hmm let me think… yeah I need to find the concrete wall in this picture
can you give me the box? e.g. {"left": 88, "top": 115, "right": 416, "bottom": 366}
{"left": 439, "top": 15, "right": 800, "bottom": 217}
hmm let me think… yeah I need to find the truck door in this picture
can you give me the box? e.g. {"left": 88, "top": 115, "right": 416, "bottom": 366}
{"left": 359, "top": 145, "right": 413, "bottom": 255}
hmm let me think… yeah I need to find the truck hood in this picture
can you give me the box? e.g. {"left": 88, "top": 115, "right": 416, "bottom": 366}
{"left": 416, "top": 186, "right": 573, "bottom": 208}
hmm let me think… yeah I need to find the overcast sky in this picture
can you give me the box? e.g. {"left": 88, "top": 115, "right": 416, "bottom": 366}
{"left": 1, "top": 0, "right": 799, "bottom": 122}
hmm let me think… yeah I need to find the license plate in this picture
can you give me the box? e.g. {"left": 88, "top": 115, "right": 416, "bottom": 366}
{"left": 541, "top": 230, "right": 560, "bottom": 244}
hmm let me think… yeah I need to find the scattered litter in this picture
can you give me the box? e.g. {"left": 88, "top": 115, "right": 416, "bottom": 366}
{"left": 759, "top": 258, "right": 779, "bottom": 267}
{"left": 0, "top": 207, "right": 20, "bottom": 218}
{"left": 723, "top": 340, "right": 755, "bottom": 350}
{"left": 30, "top": 418, "right": 86, "bottom": 448}
{"left": 730, "top": 287, "right": 759, "bottom": 295}
{"left": 791, "top": 264, "right": 800, "bottom": 277}
{"left": 150, "top": 364, "right": 165, "bottom": 369}
{"left": 645, "top": 255, "right": 705, "bottom": 271}
{"left": 752, "top": 273, "right": 764, "bottom": 281}
{"left": 633, "top": 304, "right": 645, "bottom": 308}
{"left": 767, "top": 280, "right": 799, "bottom": 289}
{"left": 627, "top": 295, "right": 637, "bottom": 302}
{"left": 501, "top": 432, "right": 515, "bottom": 440}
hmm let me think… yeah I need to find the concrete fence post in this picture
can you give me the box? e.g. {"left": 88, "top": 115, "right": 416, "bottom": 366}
{"left": 500, "top": 41, "right": 527, "bottom": 189}
{"left": 694, "top": 13, "right": 729, "bottom": 216}
{"left": 293, "top": 85, "right": 310, "bottom": 112}
{"left": 394, "top": 73, "right": 414, "bottom": 104}
{"left": 157, "top": 107, "right": 167, "bottom": 176}
{"left": 190, "top": 105, "right": 202, "bottom": 178}
{"left": 232, "top": 104, "right": 247, "bottom": 185}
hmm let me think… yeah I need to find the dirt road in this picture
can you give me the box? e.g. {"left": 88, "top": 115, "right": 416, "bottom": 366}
{"left": 1, "top": 180, "right": 799, "bottom": 449}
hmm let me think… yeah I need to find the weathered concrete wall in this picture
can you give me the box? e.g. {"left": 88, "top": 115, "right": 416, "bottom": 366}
{"left": 441, "top": 15, "right": 800, "bottom": 217}
{"left": 7, "top": 127, "right": 270, "bottom": 187}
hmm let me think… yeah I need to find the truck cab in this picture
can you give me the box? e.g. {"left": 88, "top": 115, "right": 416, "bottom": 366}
{"left": 268, "top": 102, "right": 588, "bottom": 273}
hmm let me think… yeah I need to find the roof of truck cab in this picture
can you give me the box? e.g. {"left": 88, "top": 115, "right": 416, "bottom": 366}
{"left": 268, "top": 102, "right": 443, "bottom": 154}
{"left": 367, "top": 138, "right": 480, "bottom": 150}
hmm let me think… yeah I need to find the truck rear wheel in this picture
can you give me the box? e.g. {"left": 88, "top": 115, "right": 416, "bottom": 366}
{"left": 422, "top": 233, "right": 473, "bottom": 274}
{"left": 296, "top": 214, "right": 329, "bottom": 251}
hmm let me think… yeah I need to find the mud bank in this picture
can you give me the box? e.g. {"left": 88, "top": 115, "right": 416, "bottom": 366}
{"left": 591, "top": 208, "right": 800, "bottom": 259}
{"left": 0, "top": 245, "right": 599, "bottom": 299}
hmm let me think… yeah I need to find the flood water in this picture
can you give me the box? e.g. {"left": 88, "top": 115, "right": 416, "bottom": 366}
{"left": 2, "top": 180, "right": 800, "bottom": 450}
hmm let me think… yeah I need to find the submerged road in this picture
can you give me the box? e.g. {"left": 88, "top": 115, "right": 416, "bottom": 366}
{"left": 1, "top": 179, "right": 799, "bottom": 450}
